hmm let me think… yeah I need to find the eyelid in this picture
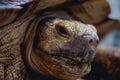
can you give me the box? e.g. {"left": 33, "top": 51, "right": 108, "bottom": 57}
{"left": 56, "top": 25, "right": 69, "bottom": 38}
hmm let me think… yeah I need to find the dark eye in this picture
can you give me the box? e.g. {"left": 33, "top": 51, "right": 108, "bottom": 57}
{"left": 56, "top": 25, "right": 69, "bottom": 37}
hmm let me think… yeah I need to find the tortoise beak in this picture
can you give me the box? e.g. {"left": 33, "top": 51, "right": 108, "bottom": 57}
{"left": 59, "top": 32, "right": 99, "bottom": 65}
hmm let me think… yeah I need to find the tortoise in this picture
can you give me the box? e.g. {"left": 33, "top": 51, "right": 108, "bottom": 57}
{"left": 0, "top": 0, "right": 120, "bottom": 80}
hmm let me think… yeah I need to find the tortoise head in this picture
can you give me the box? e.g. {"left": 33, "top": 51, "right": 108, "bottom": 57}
{"left": 23, "top": 16, "right": 99, "bottom": 80}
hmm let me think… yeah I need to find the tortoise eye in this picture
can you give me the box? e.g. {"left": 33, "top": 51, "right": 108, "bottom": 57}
{"left": 56, "top": 25, "right": 69, "bottom": 37}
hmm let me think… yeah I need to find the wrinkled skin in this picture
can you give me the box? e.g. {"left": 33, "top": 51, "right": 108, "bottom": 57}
{"left": 1, "top": 0, "right": 119, "bottom": 79}
{"left": 24, "top": 18, "right": 99, "bottom": 80}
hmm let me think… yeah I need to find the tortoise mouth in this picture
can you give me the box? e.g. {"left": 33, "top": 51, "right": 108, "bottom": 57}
{"left": 32, "top": 47, "right": 94, "bottom": 78}
{"left": 37, "top": 47, "right": 93, "bottom": 67}
{"left": 50, "top": 53, "right": 90, "bottom": 67}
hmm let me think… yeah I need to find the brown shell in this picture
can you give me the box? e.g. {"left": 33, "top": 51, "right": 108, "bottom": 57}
{"left": 0, "top": 0, "right": 120, "bottom": 80}
{"left": 0, "top": 0, "right": 71, "bottom": 27}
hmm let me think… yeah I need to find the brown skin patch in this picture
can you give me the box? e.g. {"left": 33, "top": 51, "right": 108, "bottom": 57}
{"left": 27, "top": 18, "right": 98, "bottom": 80}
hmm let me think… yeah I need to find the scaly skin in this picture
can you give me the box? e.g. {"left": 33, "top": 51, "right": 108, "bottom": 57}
{"left": 22, "top": 17, "right": 98, "bottom": 80}
{"left": 0, "top": 0, "right": 120, "bottom": 80}
{"left": 0, "top": 8, "right": 98, "bottom": 80}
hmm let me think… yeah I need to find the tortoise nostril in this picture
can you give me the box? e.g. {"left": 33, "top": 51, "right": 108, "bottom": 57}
{"left": 96, "top": 40, "right": 99, "bottom": 44}
{"left": 89, "top": 39, "right": 93, "bottom": 44}
{"left": 83, "top": 33, "right": 99, "bottom": 46}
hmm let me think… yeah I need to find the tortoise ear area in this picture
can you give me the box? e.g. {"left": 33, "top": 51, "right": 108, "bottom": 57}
{"left": 33, "top": 17, "right": 56, "bottom": 48}
{"left": 21, "top": 16, "right": 58, "bottom": 51}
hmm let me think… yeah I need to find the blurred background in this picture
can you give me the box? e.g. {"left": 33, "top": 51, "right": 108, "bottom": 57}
{"left": 100, "top": 0, "right": 120, "bottom": 48}
{"left": 100, "top": 24, "right": 120, "bottom": 48}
